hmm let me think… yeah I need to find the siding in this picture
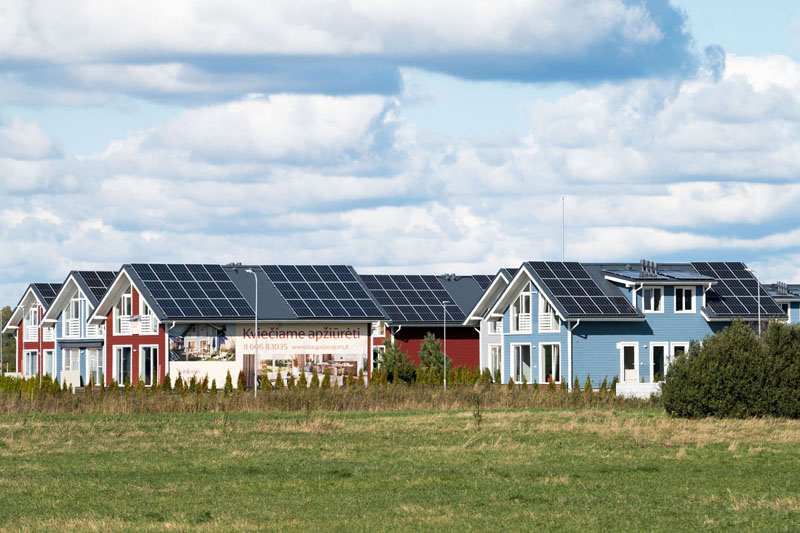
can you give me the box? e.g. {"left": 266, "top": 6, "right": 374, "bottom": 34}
{"left": 393, "top": 326, "right": 480, "bottom": 368}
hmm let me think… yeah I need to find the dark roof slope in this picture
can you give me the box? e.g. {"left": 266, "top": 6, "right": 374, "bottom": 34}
{"left": 31, "top": 283, "right": 62, "bottom": 310}
{"left": 73, "top": 271, "right": 117, "bottom": 307}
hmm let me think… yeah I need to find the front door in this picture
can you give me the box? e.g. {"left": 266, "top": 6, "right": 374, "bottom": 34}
{"left": 512, "top": 344, "right": 531, "bottom": 383}
{"left": 621, "top": 344, "right": 638, "bottom": 383}
{"left": 141, "top": 346, "right": 158, "bottom": 387}
{"left": 115, "top": 347, "right": 132, "bottom": 384}
{"left": 652, "top": 344, "right": 666, "bottom": 382}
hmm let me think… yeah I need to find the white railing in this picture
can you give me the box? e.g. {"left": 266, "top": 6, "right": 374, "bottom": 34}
{"left": 538, "top": 312, "right": 556, "bottom": 332}
{"left": 66, "top": 318, "right": 80, "bottom": 337}
{"left": 43, "top": 327, "right": 55, "bottom": 342}
{"left": 516, "top": 313, "right": 531, "bottom": 332}
{"left": 25, "top": 326, "right": 38, "bottom": 342}
{"left": 141, "top": 315, "right": 157, "bottom": 335}
{"left": 87, "top": 324, "right": 101, "bottom": 338}
{"left": 118, "top": 315, "right": 131, "bottom": 335}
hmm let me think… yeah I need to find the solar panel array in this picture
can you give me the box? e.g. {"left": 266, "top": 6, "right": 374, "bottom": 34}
{"left": 692, "top": 262, "right": 785, "bottom": 317}
{"left": 77, "top": 271, "right": 117, "bottom": 301}
{"left": 32, "top": 283, "right": 61, "bottom": 306}
{"left": 472, "top": 275, "right": 494, "bottom": 291}
{"left": 262, "top": 265, "right": 383, "bottom": 319}
{"left": 360, "top": 275, "right": 465, "bottom": 323}
{"left": 131, "top": 264, "right": 254, "bottom": 318}
{"left": 529, "top": 262, "right": 640, "bottom": 317}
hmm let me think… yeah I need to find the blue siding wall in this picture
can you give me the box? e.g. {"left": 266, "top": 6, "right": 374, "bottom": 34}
{"left": 790, "top": 302, "right": 800, "bottom": 325}
{"left": 52, "top": 286, "right": 102, "bottom": 385}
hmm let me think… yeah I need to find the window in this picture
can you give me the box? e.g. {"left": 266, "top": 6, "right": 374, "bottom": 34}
{"left": 651, "top": 343, "right": 668, "bottom": 382}
{"left": 63, "top": 348, "right": 80, "bottom": 372}
{"left": 372, "top": 345, "right": 385, "bottom": 369}
{"left": 782, "top": 303, "right": 790, "bottom": 323}
{"left": 64, "top": 291, "right": 81, "bottom": 337}
{"left": 141, "top": 346, "right": 158, "bottom": 387}
{"left": 87, "top": 348, "right": 103, "bottom": 385}
{"left": 511, "top": 286, "right": 532, "bottom": 332}
{"left": 671, "top": 342, "right": 689, "bottom": 360}
{"left": 488, "top": 319, "right": 502, "bottom": 334}
{"left": 114, "top": 288, "right": 133, "bottom": 334}
{"left": 489, "top": 345, "right": 502, "bottom": 382}
{"left": 44, "top": 350, "right": 54, "bottom": 377}
{"left": 23, "top": 350, "right": 37, "bottom": 376}
{"left": 512, "top": 344, "right": 531, "bottom": 383}
{"left": 371, "top": 322, "right": 385, "bottom": 337}
{"left": 141, "top": 299, "right": 157, "bottom": 334}
{"left": 541, "top": 343, "right": 561, "bottom": 384}
{"left": 675, "top": 287, "right": 695, "bottom": 313}
{"left": 538, "top": 295, "right": 560, "bottom": 333}
{"left": 643, "top": 287, "right": 663, "bottom": 312}
{"left": 115, "top": 346, "right": 132, "bottom": 384}
{"left": 24, "top": 306, "right": 39, "bottom": 341}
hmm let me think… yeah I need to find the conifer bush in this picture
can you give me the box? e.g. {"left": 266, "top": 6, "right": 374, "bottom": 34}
{"left": 573, "top": 376, "right": 580, "bottom": 390}
{"left": 287, "top": 373, "right": 296, "bottom": 389}
{"left": 584, "top": 375, "right": 593, "bottom": 393}
{"left": 109, "top": 379, "right": 119, "bottom": 392}
{"left": 481, "top": 368, "right": 493, "bottom": 383}
{"left": 224, "top": 371, "right": 233, "bottom": 395}
{"left": 237, "top": 370, "right": 246, "bottom": 391}
{"left": 136, "top": 377, "right": 146, "bottom": 394}
{"left": 298, "top": 371, "right": 308, "bottom": 389}
{"left": 507, "top": 376, "right": 515, "bottom": 390}
{"left": 210, "top": 379, "right": 217, "bottom": 394}
{"left": 356, "top": 368, "right": 365, "bottom": 388}
{"left": 274, "top": 372, "right": 284, "bottom": 388}
{"left": 161, "top": 373, "right": 171, "bottom": 392}
{"left": 560, "top": 377, "right": 567, "bottom": 393}
{"left": 310, "top": 369, "right": 319, "bottom": 388}
{"left": 321, "top": 368, "right": 331, "bottom": 389}
{"left": 345, "top": 371, "right": 355, "bottom": 388}
{"left": 123, "top": 375, "right": 131, "bottom": 391}
{"left": 599, "top": 377, "right": 608, "bottom": 394}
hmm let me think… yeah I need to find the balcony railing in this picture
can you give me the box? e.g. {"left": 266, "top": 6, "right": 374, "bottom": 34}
{"left": 140, "top": 315, "right": 157, "bottom": 335}
{"left": 43, "top": 327, "right": 55, "bottom": 342}
{"left": 512, "top": 313, "right": 531, "bottom": 333}
{"left": 25, "top": 326, "right": 38, "bottom": 342}
{"left": 538, "top": 312, "right": 557, "bottom": 332}
{"left": 87, "top": 324, "right": 101, "bottom": 338}
{"left": 66, "top": 318, "right": 80, "bottom": 337}
{"left": 117, "top": 315, "right": 131, "bottom": 335}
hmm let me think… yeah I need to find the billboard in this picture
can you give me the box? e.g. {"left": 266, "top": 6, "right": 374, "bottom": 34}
{"left": 170, "top": 324, "right": 235, "bottom": 362}
{"left": 236, "top": 323, "right": 367, "bottom": 377}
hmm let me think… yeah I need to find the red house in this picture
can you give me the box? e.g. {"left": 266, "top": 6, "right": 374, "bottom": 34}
{"left": 2, "top": 283, "right": 61, "bottom": 377}
{"left": 360, "top": 274, "right": 492, "bottom": 369}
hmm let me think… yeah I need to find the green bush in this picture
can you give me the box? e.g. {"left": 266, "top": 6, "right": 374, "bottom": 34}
{"left": 210, "top": 379, "right": 217, "bottom": 394}
{"left": 321, "top": 368, "right": 331, "bottom": 389}
{"left": 161, "top": 373, "right": 171, "bottom": 392}
{"left": 356, "top": 368, "right": 365, "bottom": 388}
{"left": 418, "top": 332, "right": 452, "bottom": 374}
{"left": 584, "top": 375, "right": 593, "bottom": 393}
{"left": 274, "top": 372, "right": 284, "bottom": 389}
{"left": 224, "top": 371, "right": 233, "bottom": 395}
{"left": 237, "top": 371, "right": 246, "bottom": 391}
{"left": 310, "top": 369, "right": 319, "bottom": 388}
{"left": 663, "top": 320, "right": 800, "bottom": 418}
{"left": 298, "top": 371, "right": 308, "bottom": 389}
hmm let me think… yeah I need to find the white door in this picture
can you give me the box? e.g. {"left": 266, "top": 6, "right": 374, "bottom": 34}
{"left": 44, "top": 350, "right": 54, "bottom": 377}
{"left": 115, "top": 347, "right": 132, "bottom": 384}
{"left": 651, "top": 344, "right": 666, "bottom": 382}
{"left": 141, "top": 346, "right": 158, "bottom": 387}
{"left": 621, "top": 344, "right": 638, "bottom": 383}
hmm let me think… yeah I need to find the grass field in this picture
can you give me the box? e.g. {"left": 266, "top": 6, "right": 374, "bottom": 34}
{"left": 0, "top": 408, "right": 798, "bottom": 531}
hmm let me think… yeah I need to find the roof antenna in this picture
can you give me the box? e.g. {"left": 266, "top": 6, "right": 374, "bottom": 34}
{"left": 561, "top": 196, "right": 565, "bottom": 262}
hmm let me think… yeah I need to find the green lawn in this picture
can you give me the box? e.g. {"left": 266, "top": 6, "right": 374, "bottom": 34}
{"left": 0, "top": 408, "right": 797, "bottom": 531}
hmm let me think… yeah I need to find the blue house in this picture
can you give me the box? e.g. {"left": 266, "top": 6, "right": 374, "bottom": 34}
{"left": 764, "top": 282, "right": 800, "bottom": 324}
{"left": 42, "top": 271, "right": 117, "bottom": 387}
{"left": 468, "top": 260, "right": 786, "bottom": 396}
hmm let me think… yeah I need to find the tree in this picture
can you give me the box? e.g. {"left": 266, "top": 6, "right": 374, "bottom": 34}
{"left": 310, "top": 369, "right": 320, "bottom": 388}
{"left": 418, "top": 332, "right": 452, "bottom": 374}
{"left": 1, "top": 306, "right": 16, "bottom": 373}
{"left": 321, "top": 368, "right": 331, "bottom": 389}
{"left": 224, "top": 370, "right": 233, "bottom": 395}
{"left": 380, "top": 338, "right": 416, "bottom": 384}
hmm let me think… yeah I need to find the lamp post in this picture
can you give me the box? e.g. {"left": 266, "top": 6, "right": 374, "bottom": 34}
{"left": 442, "top": 300, "right": 450, "bottom": 391}
{"left": 747, "top": 268, "right": 761, "bottom": 336}
{"left": 235, "top": 268, "right": 259, "bottom": 397}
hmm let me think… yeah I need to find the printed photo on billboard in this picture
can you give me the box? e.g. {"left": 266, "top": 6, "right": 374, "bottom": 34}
{"left": 169, "top": 324, "right": 235, "bottom": 362}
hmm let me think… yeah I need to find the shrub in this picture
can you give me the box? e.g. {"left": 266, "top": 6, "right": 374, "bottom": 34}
{"left": 161, "top": 373, "right": 171, "bottom": 392}
{"left": 356, "top": 368, "right": 365, "bottom": 388}
{"left": 345, "top": 370, "right": 355, "bottom": 388}
{"left": 298, "top": 371, "right": 308, "bottom": 389}
{"left": 507, "top": 376, "right": 514, "bottom": 390}
{"left": 547, "top": 376, "right": 556, "bottom": 393}
{"left": 380, "top": 339, "right": 417, "bottom": 384}
{"left": 310, "top": 369, "right": 320, "bottom": 388}
{"left": 210, "top": 379, "right": 217, "bottom": 394}
{"left": 274, "top": 372, "right": 284, "bottom": 389}
{"left": 109, "top": 379, "right": 119, "bottom": 393}
{"left": 559, "top": 377, "right": 567, "bottom": 393}
{"left": 175, "top": 374, "right": 184, "bottom": 392}
{"left": 599, "top": 377, "right": 608, "bottom": 394}
{"left": 136, "top": 377, "right": 146, "bottom": 394}
{"left": 224, "top": 371, "right": 233, "bottom": 395}
{"left": 611, "top": 376, "right": 618, "bottom": 395}
{"left": 662, "top": 320, "right": 800, "bottom": 418}
{"left": 237, "top": 371, "right": 246, "bottom": 391}
{"left": 584, "top": 375, "right": 593, "bottom": 393}
{"left": 573, "top": 376, "right": 580, "bottom": 391}
{"left": 419, "top": 332, "right": 452, "bottom": 374}
{"left": 287, "top": 373, "right": 296, "bottom": 389}
{"left": 123, "top": 375, "right": 131, "bottom": 391}
{"left": 321, "top": 368, "right": 331, "bottom": 389}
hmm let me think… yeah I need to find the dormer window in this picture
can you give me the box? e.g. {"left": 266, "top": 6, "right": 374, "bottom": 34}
{"left": 488, "top": 319, "right": 502, "bottom": 334}
{"left": 63, "top": 290, "right": 81, "bottom": 337}
{"left": 24, "top": 306, "right": 39, "bottom": 341}
{"left": 643, "top": 287, "right": 663, "bottom": 313}
{"left": 538, "top": 295, "right": 560, "bottom": 333}
{"left": 141, "top": 299, "right": 157, "bottom": 335}
{"left": 675, "top": 287, "right": 695, "bottom": 313}
{"left": 114, "top": 287, "right": 133, "bottom": 334}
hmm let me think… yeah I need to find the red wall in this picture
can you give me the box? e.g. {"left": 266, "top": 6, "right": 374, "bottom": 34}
{"left": 104, "top": 285, "right": 166, "bottom": 386}
{"left": 17, "top": 305, "right": 55, "bottom": 374}
{"left": 375, "top": 326, "right": 479, "bottom": 368}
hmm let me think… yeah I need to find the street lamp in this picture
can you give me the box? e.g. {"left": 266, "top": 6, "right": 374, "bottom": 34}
{"left": 746, "top": 268, "right": 761, "bottom": 336}
{"left": 235, "top": 267, "right": 259, "bottom": 397}
{"left": 442, "top": 300, "right": 450, "bottom": 391}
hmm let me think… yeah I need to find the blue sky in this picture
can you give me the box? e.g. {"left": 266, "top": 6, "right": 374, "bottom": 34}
{"left": 2, "top": 0, "right": 800, "bottom": 305}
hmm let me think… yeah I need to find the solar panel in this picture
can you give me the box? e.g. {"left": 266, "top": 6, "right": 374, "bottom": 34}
{"left": 692, "top": 262, "right": 785, "bottom": 317}
{"left": 130, "top": 264, "right": 254, "bottom": 319}
{"left": 359, "top": 274, "right": 464, "bottom": 324}
{"left": 76, "top": 270, "right": 117, "bottom": 301}
{"left": 33, "top": 283, "right": 62, "bottom": 306}
{"left": 263, "top": 265, "right": 383, "bottom": 319}
{"left": 528, "top": 262, "right": 640, "bottom": 317}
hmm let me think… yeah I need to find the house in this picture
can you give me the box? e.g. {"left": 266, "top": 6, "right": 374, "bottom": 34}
{"left": 361, "top": 274, "right": 491, "bottom": 369}
{"left": 468, "top": 260, "right": 786, "bottom": 397}
{"left": 764, "top": 282, "right": 800, "bottom": 324}
{"left": 41, "top": 271, "right": 117, "bottom": 388}
{"left": 87, "top": 264, "right": 388, "bottom": 388}
{"left": 1, "top": 283, "right": 61, "bottom": 377}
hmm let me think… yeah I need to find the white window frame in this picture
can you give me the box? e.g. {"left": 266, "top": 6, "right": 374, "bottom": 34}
{"left": 642, "top": 286, "right": 664, "bottom": 313}
{"left": 670, "top": 342, "right": 689, "bottom": 361}
{"left": 510, "top": 285, "right": 532, "bottom": 333}
{"left": 674, "top": 286, "right": 696, "bottom": 313}
{"left": 619, "top": 342, "right": 639, "bottom": 384}
{"left": 140, "top": 299, "right": 158, "bottom": 335}
{"left": 649, "top": 342, "right": 669, "bottom": 383}
{"left": 488, "top": 344, "right": 502, "bottom": 381}
{"left": 43, "top": 349, "right": 55, "bottom": 377}
{"left": 487, "top": 319, "right": 502, "bottom": 335}
{"left": 140, "top": 345, "right": 158, "bottom": 387}
{"left": 113, "top": 345, "right": 133, "bottom": 384}
{"left": 539, "top": 342, "right": 562, "bottom": 384}
{"left": 86, "top": 348, "right": 103, "bottom": 386}
{"left": 23, "top": 350, "right": 38, "bottom": 376}
{"left": 114, "top": 288, "right": 133, "bottom": 335}
{"left": 510, "top": 343, "right": 532, "bottom": 383}
{"left": 538, "top": 294, "right": 560, "bottom": 333}
{"left": 63, "top": 348, "right": 81, "bottom": 373}
{"left": 24, "top": 306, "right": 39, "bottom": 341}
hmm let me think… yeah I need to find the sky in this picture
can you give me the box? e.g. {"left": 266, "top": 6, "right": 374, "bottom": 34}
{"left": 2, "top": 0, "right": 800, "bottom": 306}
